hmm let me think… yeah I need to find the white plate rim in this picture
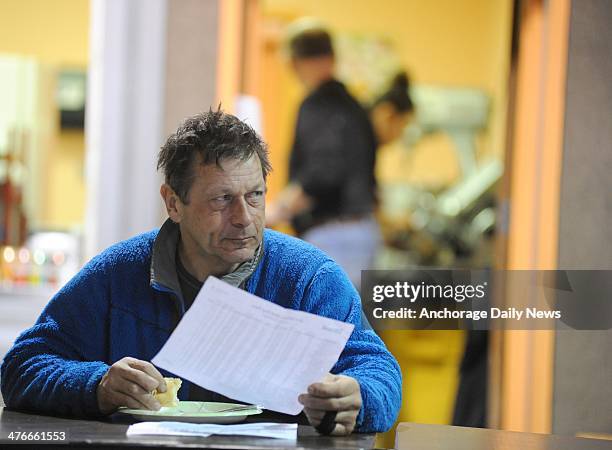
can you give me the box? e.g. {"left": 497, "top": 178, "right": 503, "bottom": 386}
{"left": 117, "top": 401, "right": 263, "bottom": 419}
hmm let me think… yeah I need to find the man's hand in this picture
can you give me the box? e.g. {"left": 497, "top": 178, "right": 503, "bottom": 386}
{"left": 97, "top": 357, "right": 167, "bottom": 414}
{"left": 298, "top": 374, "right": 362, "bottom": 435}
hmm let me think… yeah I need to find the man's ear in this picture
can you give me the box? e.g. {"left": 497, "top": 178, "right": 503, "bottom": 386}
{"left": 160, "top": 184, "right": 182, "bottom": 223}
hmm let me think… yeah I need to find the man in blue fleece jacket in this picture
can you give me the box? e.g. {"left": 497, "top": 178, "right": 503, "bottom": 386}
{"left": 0, "top": 110, "right": 401, "bottom": 435}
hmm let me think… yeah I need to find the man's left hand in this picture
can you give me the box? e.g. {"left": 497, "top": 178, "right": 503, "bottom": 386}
{"left": 298, "top": 374, "right": 362, "bottom": 435}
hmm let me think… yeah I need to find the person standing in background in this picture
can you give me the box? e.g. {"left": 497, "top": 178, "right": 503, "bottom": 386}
{"left": 268, "top": 24, "right": 414, "bottom": 288}
{"left": 267, "top": 25, "right": 379, "bottom": 288}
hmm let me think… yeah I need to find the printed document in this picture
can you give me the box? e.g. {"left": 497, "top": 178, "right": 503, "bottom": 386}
{"left": 152, "top": 276, "right": 354, "bottom": 414}
{"left": 127, "top": 422, "right": 297, "bottom": 440}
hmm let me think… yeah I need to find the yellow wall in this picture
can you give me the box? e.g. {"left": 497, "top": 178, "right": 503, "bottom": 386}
{"left": 0, "top": 0, "right": 89, "bottom": 66}
{"left": 0, "top": 0, "right": 89, "bottom": 229}
{"left": 47, "top": 130, "right": 88, "bottom": 227}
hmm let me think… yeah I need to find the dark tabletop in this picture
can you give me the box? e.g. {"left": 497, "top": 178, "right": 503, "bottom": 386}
{"left": 395, "top": 422, "right": 612, "bottom": 450}
{"left": 3, "top": 408, "right": 611, "bottom": 450}
{"left": 0, "top": 407, "right": 376, "bottom": 449}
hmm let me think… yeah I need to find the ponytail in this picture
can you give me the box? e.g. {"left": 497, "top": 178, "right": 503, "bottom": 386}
{"left": 372, "top": 72, "right": 414, "bottom": 113}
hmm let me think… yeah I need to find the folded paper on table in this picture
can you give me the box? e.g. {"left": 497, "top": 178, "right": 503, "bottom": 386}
{"left": 126, "top": 422, "right": 297, "bottom": 440}
{"left": 152, "top": 276, "right": 354, "bottom": 415}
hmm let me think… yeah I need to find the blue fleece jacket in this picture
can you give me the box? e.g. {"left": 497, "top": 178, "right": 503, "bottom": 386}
{"left": 0, "top": 228, "right": 401, "bottom": 432}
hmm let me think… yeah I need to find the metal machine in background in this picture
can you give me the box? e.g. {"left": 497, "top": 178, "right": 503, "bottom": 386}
{"left": 378, "top": 85, "right": 502, "bottom": 268}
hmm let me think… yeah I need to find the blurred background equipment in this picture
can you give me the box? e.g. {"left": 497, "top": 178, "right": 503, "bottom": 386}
{"left": 378, "top": 86, "right": 501, "bottom": 268}
{"left": 406, "top": 86, "right": 490, "bottom": 176}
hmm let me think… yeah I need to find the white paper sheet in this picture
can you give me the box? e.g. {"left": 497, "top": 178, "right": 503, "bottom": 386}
{"left": 126, "top": 422, "right": 297, "bottom": 440}
{"left": 152, "top": 276, "right": 354, "bottom": 415}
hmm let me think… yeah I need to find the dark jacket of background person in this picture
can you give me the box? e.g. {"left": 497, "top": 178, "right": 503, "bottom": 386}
{"left": 288, "top": 79, "right": 378, "bottom": 235}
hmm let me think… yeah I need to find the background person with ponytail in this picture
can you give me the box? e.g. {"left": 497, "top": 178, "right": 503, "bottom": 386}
{"left": 369, "top": 73, "right": 414, "bottom": 151}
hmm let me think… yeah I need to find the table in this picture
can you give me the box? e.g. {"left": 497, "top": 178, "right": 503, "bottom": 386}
{"left": 395, "top": 422, "right": 612, "bottom": 450}
{"left": 0, "top": 407, "right": 376, "bottom": 449}
{"left": 3, "top": 409, "right": 611, "bottom": 450}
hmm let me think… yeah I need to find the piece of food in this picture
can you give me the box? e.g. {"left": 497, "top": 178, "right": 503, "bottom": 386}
{"left": 151, "top": 377, "right": 182, "bottom": 407}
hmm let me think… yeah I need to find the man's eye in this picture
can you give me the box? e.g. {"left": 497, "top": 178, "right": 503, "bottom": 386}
{"left": 245, "top": 191, "right": 264, "bottom": 205}
{"left": 211, "top": 195, "right": 232, "bottom": 205}
{"left": 246, "top": 191, "right": 264, "bottom": 199}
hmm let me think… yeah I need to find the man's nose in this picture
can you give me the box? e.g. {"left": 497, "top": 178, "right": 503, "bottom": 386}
{"left": 230, "top": 197, "right": 253, "bottom": 227}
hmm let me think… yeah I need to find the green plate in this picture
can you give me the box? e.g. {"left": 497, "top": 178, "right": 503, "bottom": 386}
{"left": 118, "top": 401, "right": 263, "bottom": 424}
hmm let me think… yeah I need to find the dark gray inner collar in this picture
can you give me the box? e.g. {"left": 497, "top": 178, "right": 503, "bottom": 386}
{"left": 150, "top": 219, "right": 263, "bottom": 295}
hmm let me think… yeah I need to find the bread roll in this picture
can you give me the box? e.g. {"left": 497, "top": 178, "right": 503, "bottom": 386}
{"left": 152, "top": 377, "right": 182, "bottom": 407}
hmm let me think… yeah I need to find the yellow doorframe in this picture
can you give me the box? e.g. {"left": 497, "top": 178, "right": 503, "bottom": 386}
{"left": 497, "top": 0, "right": 571, "bottom": 433}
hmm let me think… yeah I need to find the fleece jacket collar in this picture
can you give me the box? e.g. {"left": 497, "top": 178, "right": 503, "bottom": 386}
{"left": 149, "top": 218, "right": 263, "bottom": 297}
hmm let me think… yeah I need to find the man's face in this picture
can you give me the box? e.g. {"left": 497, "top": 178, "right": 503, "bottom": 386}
{"left": 167, "top": 155, "right": 266, "bottom": 276}
{"left": 290, "top": 56, "right": 335, "bottom": 90}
